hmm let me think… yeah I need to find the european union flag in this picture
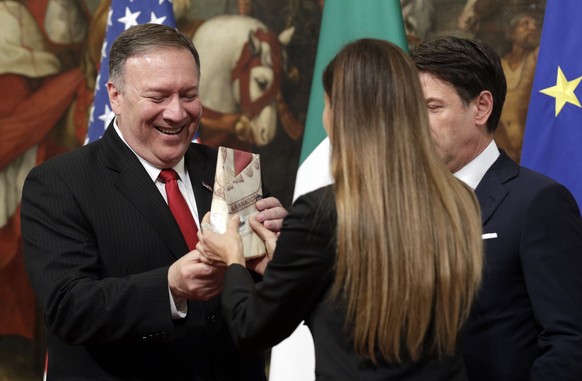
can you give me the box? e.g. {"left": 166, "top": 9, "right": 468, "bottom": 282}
{"left": 85, "top": 0, "right": 176, "bottom": 144}
{"left": 521, "top": 0, "right": 582, "bottom": 209}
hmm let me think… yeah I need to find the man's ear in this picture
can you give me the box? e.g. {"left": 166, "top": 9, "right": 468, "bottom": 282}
{"left": 475, "top": 90, "right": 493, "bottom": 127}
{"left": 107, "top": 82, "right": 121, "bottom": 114}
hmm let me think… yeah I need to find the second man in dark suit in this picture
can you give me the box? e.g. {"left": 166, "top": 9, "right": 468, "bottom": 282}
{"left": 411, "top": 36, "right": 582, "bottom": 381}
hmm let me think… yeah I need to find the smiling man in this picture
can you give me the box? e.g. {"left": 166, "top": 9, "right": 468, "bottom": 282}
{"left": 411, "top": 36, "right": 582, "bottom": 381}
{"left": 20, "top": 24, "right": 287, "bottom": 380}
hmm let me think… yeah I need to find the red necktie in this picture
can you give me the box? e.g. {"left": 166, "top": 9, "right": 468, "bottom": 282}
{"left": 158, "top": 169, "right": 198, "bottom": 250}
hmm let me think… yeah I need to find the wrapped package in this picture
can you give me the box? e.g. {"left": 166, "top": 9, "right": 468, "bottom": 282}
{"left": 209, "top": 147, "right": 265, "bottom": 259}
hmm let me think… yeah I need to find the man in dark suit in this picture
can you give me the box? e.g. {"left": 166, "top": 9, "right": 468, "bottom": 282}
{"left": 411, "top": 36, "right": 582, "bottom": 381}
{"left": 20, "top": 24, "right": 286, "bottom": 380}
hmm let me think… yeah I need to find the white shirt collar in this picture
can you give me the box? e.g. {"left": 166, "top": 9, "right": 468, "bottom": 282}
{"left": 113, "top": 119, "right": 187, "bottom": 182}
{"left": 453, "top": 140, "right": 500, "bottom": 190}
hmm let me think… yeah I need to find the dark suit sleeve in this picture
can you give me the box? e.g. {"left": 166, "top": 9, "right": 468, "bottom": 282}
{"left": 21, "top": 164, "right": 179, "bottom": 345}
{"left": 221, "top": 189, "right": 336, "bottom": 354}
{"left": 521, "top": 183, "right": 582, "bottom": 380}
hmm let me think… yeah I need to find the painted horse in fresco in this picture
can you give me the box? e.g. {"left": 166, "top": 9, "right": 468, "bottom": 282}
{"left": 192, "top": 14, "right": 301, "bottom": 149}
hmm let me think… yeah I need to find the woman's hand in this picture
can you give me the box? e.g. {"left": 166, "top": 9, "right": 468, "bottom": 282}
{"left": 197, "top": 212, "right": 245, "bottom": 267}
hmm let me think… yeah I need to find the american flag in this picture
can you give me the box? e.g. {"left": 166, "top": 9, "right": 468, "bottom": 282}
{"left": 85, "top": 0, "right": 176, "bottom": 144}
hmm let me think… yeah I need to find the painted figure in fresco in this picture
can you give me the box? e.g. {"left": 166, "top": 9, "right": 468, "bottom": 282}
{"left": 0, "top": 0, "right": 87, "bottom": 374}
{"left": 496, "top": 11, "right": 541, "bottom": 163}
{"left": 457, "top": 0, "right": 544, "bottom": 53}
{"left": 400, "top": 0, "right": 435, "bottom": 44}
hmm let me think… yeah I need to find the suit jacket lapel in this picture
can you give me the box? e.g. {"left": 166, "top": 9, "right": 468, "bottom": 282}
{"left": 184, "top": 146, "right": 215, "bottom": 219}
{"left": 100, "top": 125, "right": 189, "bottom": 258}
{"left": 475, "top": 151, "right": 519, "bottom": 225}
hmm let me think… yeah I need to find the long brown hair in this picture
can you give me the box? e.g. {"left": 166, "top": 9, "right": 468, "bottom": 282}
{"left": 323, "top": 38, "right": 483, "bottom": 363}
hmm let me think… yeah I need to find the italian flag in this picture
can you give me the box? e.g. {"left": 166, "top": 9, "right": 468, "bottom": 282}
{"left": 293, "top": 0, "right": 409, "bottom": 200}
{"left": 271, "top": 1, "right": 408, "bottom": 380}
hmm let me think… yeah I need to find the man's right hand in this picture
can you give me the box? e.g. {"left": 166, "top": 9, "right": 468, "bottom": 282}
{"left": 168, "top": 250, "right": 225, "bottom": 302}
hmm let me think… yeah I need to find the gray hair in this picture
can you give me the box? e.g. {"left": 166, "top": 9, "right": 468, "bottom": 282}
{"left": 109, "top": 23, "right": 201, "bottom": 90}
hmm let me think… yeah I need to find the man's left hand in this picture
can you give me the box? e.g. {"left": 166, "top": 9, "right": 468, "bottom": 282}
{"left": 255, "top": 197, "right": 287, "bottom": 233}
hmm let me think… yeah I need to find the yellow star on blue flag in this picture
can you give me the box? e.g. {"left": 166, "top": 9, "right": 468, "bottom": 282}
{"left": 522, "top": 0, "right": 582, "bottom": 209}
{"left": 539, "top": 66, "right": 582, "bottom": 116}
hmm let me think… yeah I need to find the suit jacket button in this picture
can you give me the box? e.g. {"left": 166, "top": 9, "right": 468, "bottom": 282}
{"left": 207, "top": 314, "right": 217, "bottom": 326}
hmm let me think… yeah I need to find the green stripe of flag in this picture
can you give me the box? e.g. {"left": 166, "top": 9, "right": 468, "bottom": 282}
{"left": 299, "top": 0, "right": 408, "bottom": 165}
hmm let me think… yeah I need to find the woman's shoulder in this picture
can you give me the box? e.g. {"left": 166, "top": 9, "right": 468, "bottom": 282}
{"left": 292, "top": 185, "right": 335, "bottom": 215}
{"left": 284, "top": 185, "right": 336, "bottom": 232}
{"left": 295, "top": 185, "right": 334, "bottom": 207}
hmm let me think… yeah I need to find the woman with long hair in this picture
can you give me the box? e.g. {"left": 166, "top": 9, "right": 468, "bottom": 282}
{"left": 199, "top": 38, "right": 483, "bottom": 379}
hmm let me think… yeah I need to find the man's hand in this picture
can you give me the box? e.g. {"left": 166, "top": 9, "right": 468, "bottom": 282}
{"left": 255, "top": 197, "right": 287, "bottom": 234}
{"left": 168, "top": 250, "right": 225, "bottom": 302}
{"left": 246, "top": 217, "right": 278, "bottom": 276}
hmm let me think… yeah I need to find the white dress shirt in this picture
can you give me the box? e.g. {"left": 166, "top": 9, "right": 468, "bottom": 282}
{"left": 453, "top": 140, "right": 500, "bottom": 190}
{"left": 113, "top": 120, "right": 195, "bottom": 318}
